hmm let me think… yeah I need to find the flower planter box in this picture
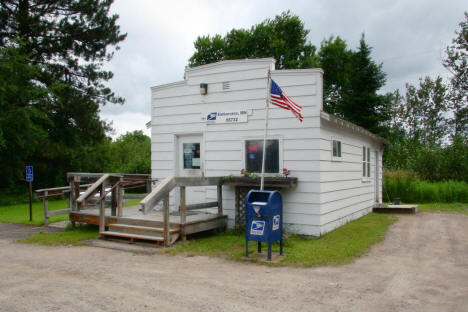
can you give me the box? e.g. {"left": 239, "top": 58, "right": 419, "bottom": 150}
{"left": 222, "top": 176, "right": 298, "bottom": 189}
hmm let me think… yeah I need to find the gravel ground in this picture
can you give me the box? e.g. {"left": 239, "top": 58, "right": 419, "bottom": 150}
{"left": 1, "top": 212, "right": 468, "bottom": 312}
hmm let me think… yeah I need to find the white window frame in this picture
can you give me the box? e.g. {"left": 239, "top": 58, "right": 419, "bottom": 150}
{"left": 362, "top": 146, "right": 371, "bottom": 182}
{"left": 331, "top": 137, "right": 343, "bottom": 161}
{"left": 241, "top": 136, "right": 283, "bottom": 175}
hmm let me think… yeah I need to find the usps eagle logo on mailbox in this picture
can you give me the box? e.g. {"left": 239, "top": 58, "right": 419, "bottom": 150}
{"left": 273, "top": 215, "right": 280, "bottom": 231}
{"left": 207, "top": 112, "right": 217, "bottom": 121}
{"left": 250, "top": 221, "right": 265, "bottom": 235}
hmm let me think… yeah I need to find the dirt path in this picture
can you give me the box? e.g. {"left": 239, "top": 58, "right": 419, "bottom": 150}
{"left": 1, "top": 212, "right": 468, "bottom": 312}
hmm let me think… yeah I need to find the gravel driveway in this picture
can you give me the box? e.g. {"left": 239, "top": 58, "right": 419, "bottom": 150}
{"left": 1, "top": 212, "right": 467, "bottom": 312}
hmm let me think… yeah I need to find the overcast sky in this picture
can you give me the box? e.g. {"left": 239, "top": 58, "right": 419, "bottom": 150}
{"left": 100, "top": 0, "right": 466, "bottom": 138}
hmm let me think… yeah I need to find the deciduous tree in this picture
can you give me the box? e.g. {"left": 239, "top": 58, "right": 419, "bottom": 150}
{"left": 189, "top": 11, "right": 317, "bottom": 69}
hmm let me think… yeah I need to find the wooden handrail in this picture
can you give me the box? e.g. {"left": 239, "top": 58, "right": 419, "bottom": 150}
{"left": 34, "top": 184, "right": 92, "bottom": 197}
{"left": 140, "top": 176, "right": 176, "bottom": 214}
{"left": 76, "top": 174, "right": 111, "bottom": 204}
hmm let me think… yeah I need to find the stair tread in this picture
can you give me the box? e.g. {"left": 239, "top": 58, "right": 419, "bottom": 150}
{"left": 110, "top": 223, "right": 179, "bottom": 234}
{"left": 102, "top": 231, "right": 164, "bottom": 241}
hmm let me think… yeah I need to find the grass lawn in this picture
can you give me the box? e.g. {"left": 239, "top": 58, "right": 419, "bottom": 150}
{"left": 18, "top": 224, "right": 99, "bottom": 246}
{"left": 0, "top": 196, "right": 143, "bottom": 227}
{"left": 1, "top": 197, "right": 142, "bottom": 246}
{"left": 169, "top": 213, "right": 398, "bottom": 267}
{"left": 0, "top": 198, "right": 69, "bottom": 226}
{"left": 416, "top": 202, "right": 468, "bottom": 213}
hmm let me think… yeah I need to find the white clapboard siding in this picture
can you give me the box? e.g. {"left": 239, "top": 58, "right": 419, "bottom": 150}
{"left": 317, "top": 119, "right": 385, "bottom": 230}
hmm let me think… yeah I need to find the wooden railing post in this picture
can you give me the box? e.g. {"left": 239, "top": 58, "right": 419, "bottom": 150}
{"left": 117, "top": 184, "right": 123, "bottom": 217}
{"left": 69, "top": 181, "right": 75, "bottom": 211}
{"left": 217, "top": 183, "right": 223, "bottom": 216}
{"left": 163, "top": 194, "right": 170, "bottom": 247}
{"left": 111, "top": 184, "right": 117, "bottom": 216}
{"left": 146, "top": 180, "right": 151, "bottom": 193}
{"left": 180, "top": 186, "right": 186, "bottom": 242}
{"left": 74, "top": 180, "right": 81, "bottom": 211}
{"left": 43, "top": 190, "right": 49, "bottom": 226}
{"left": 99, "top": 184, "right": 105, "bottom": 235}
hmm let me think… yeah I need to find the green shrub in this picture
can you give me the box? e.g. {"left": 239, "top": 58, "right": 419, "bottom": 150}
{"left": 383, "top": 170, "right": 468, "bottom": 203}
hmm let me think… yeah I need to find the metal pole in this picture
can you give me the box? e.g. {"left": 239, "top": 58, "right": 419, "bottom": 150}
{"left": 260, "top": 69, "right": 272, "bottom": 191}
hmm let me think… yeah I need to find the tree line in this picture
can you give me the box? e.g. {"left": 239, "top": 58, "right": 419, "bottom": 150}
{"left": 0, "top": 0, "right": 151, "bottom": 192}
{"left": 1, "top": 5, "right": 466, "bottom": 194}
{"left": 190, "top": 11, "right": 468, "bottom": 181}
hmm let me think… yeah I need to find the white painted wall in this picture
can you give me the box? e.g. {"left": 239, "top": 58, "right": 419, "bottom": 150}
{"left": 318, "top": 120, "right": 384, "bottom": 235}
{"left": 150, "top": 58, "right": 385, "bottom": 236}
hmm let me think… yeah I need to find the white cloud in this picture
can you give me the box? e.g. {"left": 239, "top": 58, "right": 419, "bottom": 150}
{"left": 101, "top": 112, "right": 150, "bottom": 139}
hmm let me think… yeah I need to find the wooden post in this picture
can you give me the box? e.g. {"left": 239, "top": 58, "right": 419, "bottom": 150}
{"left": 43, "top": 190, "right": 49, "bottom": 226}
{"left": 117, "top": 184, "right": 123, "bottom": 217}
{"left": 146, "top": 179, "right": 151, "bottom": 194}
{"left": 69, "top": 181, "right": 74, "bottom": 211}
{"left": 235, "top": 186, "right": 240, "bottom": 227}
{"left": 99, "top": 184, "right": 105, "bottom": 235}
{"left": 111, "top": 184, "right": 117, "bottom": 216}
{"left": 163, "top": 194, "right": 170, "bottom": 247}
{"left": 180, "top": 186, "right": 186, "bottom": 242}
{"left": 69, "top": 181, "right": 76, "bottom": 228}
{"left": 74, "top": 181, "right": 81, "bottom": 211}
{"left": 28, "top": 182, "right": 33, "bottom": 222}
{"left": 217, "top": 183, "right": 223, "bottom": 216}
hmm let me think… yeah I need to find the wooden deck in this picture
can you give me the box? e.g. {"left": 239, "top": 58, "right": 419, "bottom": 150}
{"left": 70, "top": 205, "right": 227, "bottom": 236}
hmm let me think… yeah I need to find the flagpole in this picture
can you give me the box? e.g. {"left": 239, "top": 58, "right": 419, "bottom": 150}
{"left": 260, "top": 69, "right": 272, "bottom": 191}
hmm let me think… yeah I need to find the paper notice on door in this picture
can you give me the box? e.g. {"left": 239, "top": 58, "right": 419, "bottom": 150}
{"left": 192, "top": 158, "right": 200, "bottom": 167}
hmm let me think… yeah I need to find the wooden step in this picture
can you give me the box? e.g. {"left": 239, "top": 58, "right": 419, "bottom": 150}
{"left": 101, "top": 231, "right": 165, "bottom": 242}
{"left": 373, "top": 204, "right": 418, "bottom": 214}
{"left": 109, "top": 223, "right": 179, "bottom": 235}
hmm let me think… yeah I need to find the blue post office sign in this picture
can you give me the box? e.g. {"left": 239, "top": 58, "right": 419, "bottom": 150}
{"left": 26, "top": 166, "right": 33, "bottom": 182}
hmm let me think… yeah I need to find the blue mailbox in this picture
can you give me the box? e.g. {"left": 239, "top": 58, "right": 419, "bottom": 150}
{"left": 245, "top": 190, "right": 283, "bottom": 260}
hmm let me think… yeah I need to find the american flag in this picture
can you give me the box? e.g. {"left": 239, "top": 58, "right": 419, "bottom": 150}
{"left": 270, "top": 80, "right": 303, "bottom": 122}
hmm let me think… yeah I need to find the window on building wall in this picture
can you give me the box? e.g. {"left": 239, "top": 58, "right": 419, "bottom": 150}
{"left": 183, "top": 143, "right": 201, "bottom": 169}
{"left": 332, "top": 140, "right": 342, "bottom": 160}
{"left": 245, "top": 139, "right": 279, "bottom": 173}
{"left": 362, "top": 146, "right": 371, "bottom": 178}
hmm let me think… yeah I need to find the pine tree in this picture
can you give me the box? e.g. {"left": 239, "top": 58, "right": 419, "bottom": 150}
{"left": 0, "top": 0, "right": 126, "bottom": 188}
{"left": 338, "top": 35, "right": 389, "bottom": 134}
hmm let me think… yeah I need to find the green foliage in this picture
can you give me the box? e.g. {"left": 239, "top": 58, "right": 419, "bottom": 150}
{"left": 109, "top": 130, "right": 151, "bottom": 174}
{"left": 443, "top": 12, "right": 468, "bottom": 141}
{"left": 384, "top": 135, "right": 468, "bottom": 181}
{"left": 317, "top": 35, "right": 392, "bottom": 135}
{"left": 339, "top": 35, "right": 390, "bottom": 134}
{"left": 18, "top": 224, "right": 99, "bottom": 246}
{"left": 170, "top": 213, "right": 397, "bottom": 267}
{"left": 0, "top": 43, "right": 49, "bottom": 189}
{"left": 383, "top": 170, "right": 468, "bottom": 203}
{"left": 0, "top": 0, "right": 125, "bottom": 190}
{"left": 189, "top": 11, "right": 317, "bottom": 69}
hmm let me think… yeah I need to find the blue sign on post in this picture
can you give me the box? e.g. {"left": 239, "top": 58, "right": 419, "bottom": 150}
{"left": 26, "top": 166, "right": 34, "bottom": 182}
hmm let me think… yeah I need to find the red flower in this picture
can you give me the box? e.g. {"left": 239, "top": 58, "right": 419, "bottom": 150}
{"left": 282, "top": 168, "right": 287, "bottom": 171}
{"left": 240, "top": 168, "right": 245, "bottom": 174}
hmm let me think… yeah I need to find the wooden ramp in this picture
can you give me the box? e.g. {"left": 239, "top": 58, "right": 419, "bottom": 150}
{"left": 373, "top": 204, "right": 418, "bottom": 214}
{"left": 69, "top": 175, "right": 227, "bottom": 246}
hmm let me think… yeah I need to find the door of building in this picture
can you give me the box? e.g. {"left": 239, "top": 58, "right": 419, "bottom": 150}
{"left": 176, "top": 134, "right": 205, "bottom": 208}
